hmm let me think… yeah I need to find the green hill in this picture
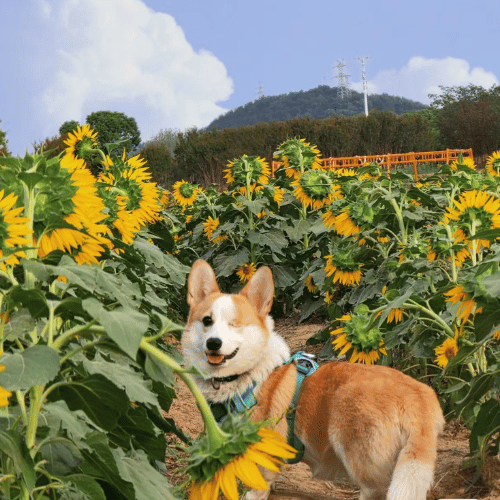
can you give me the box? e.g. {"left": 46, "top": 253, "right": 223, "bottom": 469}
{"left": 207, "top": 85, "right": 428, "bottom": 129}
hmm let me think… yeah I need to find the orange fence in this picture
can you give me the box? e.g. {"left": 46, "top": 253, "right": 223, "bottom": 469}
{"left": 272, "top": 148, "right": 474, "bottom": 181}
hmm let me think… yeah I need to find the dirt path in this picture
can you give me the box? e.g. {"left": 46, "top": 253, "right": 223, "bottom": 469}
{"left": 166, "top": 319, "right": 500, "bottom": 500}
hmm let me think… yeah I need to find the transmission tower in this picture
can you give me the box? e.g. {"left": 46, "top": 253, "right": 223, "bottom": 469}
{"left": 334, "top": 60, "right": 351, "bottom": 99}
{"left": 256, "top": 82, "right": 265, "bottom": 100}
{"left": 357, "top": 56, "right": 371, "bottom": 116}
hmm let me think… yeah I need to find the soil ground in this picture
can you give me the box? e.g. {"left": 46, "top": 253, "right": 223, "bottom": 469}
{"left": 166, "top": 318, "right": 500, "bottom": 500}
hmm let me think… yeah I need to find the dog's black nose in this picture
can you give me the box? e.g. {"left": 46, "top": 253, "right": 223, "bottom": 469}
{"left": 206, "top": 337, "right": 222, "bottom": 351}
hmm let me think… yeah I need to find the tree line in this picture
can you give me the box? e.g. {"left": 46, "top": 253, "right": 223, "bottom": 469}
{"left": 2, "top": 84, "right": 499, "bottom": 187}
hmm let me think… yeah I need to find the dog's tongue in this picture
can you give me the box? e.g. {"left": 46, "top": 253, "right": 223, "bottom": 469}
{"left": 207, "top": 354, "right": 225, "bottom": 365}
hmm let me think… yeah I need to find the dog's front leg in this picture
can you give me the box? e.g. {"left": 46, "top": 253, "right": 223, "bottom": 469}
{"left": 242, "top": 467, "right": 278, "bottom": 500}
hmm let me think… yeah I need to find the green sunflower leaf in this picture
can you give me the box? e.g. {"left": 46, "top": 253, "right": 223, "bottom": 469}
{"left": 82, "top": 298, "right": 148, "bottom": 359}
{"left": 0, "top": 345, "right": 60, "bottom": 391}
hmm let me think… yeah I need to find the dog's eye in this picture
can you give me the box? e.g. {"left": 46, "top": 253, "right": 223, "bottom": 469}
{"left": 202, "top": 316, "right": 213, "bottom": 327}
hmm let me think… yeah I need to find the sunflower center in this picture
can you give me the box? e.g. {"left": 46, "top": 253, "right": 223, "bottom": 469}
{"left": 444, "top": 345, "right": 457, "bottom": 359}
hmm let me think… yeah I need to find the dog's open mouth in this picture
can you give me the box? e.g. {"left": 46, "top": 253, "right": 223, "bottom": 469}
{"left": 206, "top": 348, "right": 239, "bottom": 366}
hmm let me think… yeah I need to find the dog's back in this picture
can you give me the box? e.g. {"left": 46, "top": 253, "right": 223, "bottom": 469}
{"left": 294, "top": 362, "right": 444, "bottom": 500}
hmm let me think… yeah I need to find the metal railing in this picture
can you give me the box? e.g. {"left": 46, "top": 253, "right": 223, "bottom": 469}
{"left": 272, "top": 148, "right": 474, "bottom": 181}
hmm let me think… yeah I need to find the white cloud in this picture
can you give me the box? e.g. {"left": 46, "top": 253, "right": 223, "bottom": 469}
{"left": 38, "top": 0, "right": 233, "bottom": 140}
{"left": 351, "top": 56, "right": 499, "bottom": 104}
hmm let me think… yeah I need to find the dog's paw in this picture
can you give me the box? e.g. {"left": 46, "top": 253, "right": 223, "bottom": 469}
{"left": 242, "top": 489, "right": 271, "bottom": 500}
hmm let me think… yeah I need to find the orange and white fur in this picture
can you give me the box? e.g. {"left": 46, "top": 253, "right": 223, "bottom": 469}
{"left": 182, "top": 259, "right": 445, "bottom": 500}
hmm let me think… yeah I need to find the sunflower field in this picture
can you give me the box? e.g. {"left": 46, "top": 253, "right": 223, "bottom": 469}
{"left": 1, "top": 124, "right": 500, "bottom": 499}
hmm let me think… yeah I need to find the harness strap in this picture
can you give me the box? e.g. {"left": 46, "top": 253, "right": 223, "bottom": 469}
{"left": 209, "top": 351, "right": 319, "bottom": 465}
{"left": 283, "top": 352, "right": 319, "bottom": 464}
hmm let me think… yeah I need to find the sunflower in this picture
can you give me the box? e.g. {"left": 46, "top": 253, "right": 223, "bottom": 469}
{"left": 236, "top": 263, "right": 256, "bottom": 283}
{"left": 189, "top": 427, "right": 296, "bottom": 500}
{"left": 450, "top": 156, "right": 476, "bottom": 171}
{"left": 63, "top": 124, "right": 99, "bottom": 160}
{"left": 0, "top": 355, "right": 12, "bottom": 406}
{"left": 305, "top": 275, "right": 318, "bottom": 293}
{"left": 38, "top": 156, "right": 112, "bottom": 264}
{"left": 442, "top": 190, "right": 500, "bottom": 258}
{"left": 331, "top": 314, "right": 387, "bottom": 365}
{"left": 291, "top": 170, "right": 341, "bottom": 210}
{"left": 224, "top": 156, "right": 270, "bottom": 196}
{"left": 434, "top": 336, "right": 458, "bottom": 368}
{"left": 444, "top": 284, "right": 476, "bottom": 324}
{"left": 272, "top": 186, "right": 285, "bottom": 205}
{"left": 387, "top": 308, "right": 404, "bottom": 323}
{"left": 325, "top": 208, "right": 361, "bottom": 237}
{"left": 486, "top": 151, "right": 500, "bottom": 177}
{"left": 203, "top": 216, "right": 220, "bottom": 240}
{"left": 97, "top": 154, "right": 162, "bottom": 244}
{"left": 172, "top": 180, "right": 201, "bottom": 206}
{"left": 0, "top": 190, "right": 32, "bottom": 272}
{"left": 324, "top": 254, "right": 363, "bottom": 286}
{"left": 273, "top": 138, "right": 323, "bottom": 179}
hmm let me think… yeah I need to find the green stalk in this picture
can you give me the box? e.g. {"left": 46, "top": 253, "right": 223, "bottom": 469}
{"left": 51, "top": 320, "right": 102, "bottom": 351}
{"left": 139, "top": 338, "right": 229, "bottom": 450}
{"left": 404, "top": 300, "right": 455, "bottom": 337}
{"left": 26, "top": 384, "right": 45, "bottom": 453}
{"left": 444, "top": 224, "right": 458, "bottom": 283}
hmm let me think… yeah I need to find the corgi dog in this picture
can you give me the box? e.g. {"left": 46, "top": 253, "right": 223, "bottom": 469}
{"left": 182, "top": 259, "right": 445, "bottom": 500}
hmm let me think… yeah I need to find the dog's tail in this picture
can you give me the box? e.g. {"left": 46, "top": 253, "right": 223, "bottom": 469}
{"left": 387, "top": 412, "right": 445, "bottom": 500}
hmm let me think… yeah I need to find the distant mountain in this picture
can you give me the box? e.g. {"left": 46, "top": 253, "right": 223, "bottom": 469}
{"left": 207, "top": 85, "right": 428, "bottom": 130}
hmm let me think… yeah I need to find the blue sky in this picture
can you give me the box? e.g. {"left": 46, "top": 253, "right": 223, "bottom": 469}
{"left": 1, "top": 0, "right": 499, "bottom": 156}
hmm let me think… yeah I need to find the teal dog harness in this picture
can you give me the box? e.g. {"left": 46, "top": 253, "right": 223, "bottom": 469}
{"left": 209, "top": 351, "right": 319, "bottom": 464}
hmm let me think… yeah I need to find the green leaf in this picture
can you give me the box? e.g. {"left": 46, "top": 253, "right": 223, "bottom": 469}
{"left": 213, "top": 248, "right": 249, "bottom": 277}
{"left": 133, "top": 237, "right": 190, "bottom": 286}
{"left": 80, "top": 432, "right": 136, "bottom": 499}
{"left": 144, "top": 351, "right": 175, "bottom": 386}
{"left": 9, "top": 286, "right": 49, "bottom": 318}
{"left": 38, "top": 439, "right": 83, "bottom": 476}
{"left": 49, "top": 375, "right": 129, "bottom": 431}
{"left": 299, "top": 298, "right": 324, "bottom": 323}
{"left": 111, "top": 448, "right": 177, "bottom": 500}
{"left": 470, "top": 398, "right": 500, "bottom": 454}
{"left": 82, "top": 298, "right": 148, "bottom": 359}
{"left": 247, "top": 230, "right": 288, "bottom": 254}
{"left": 0, "top": 429, "right": 36, "bottom": 490}
{"left": 0, "top": 308, "right": 37, "bottom": 342}
{"left": 83, "top": 355, "right": 159, "bottom": 407}
{"left": 475, "top": 303, "right": 500, "bottom": 342}
{"left": 284, "top": 220, "right": 311, "bottom": 241}
{"left": 43, "top": 401, "right": 94, "bottom": 451}
{"left": 64, "top": 475, "right": 106, "bottom": 500}
{"left": 18, "top": 172, "right": 44, "bottom": 190}
{"left": 0, "top": 345, "right": 60, "bottom": 391}
{"left": 454, "top": 373, "right": 494, "bottom": 412}
{"left": 270, "top": 265, "right": 297, "bottom": 289}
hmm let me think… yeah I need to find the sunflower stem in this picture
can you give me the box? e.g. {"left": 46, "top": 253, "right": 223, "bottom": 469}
{"left": 26, "top": 384, "right": 45, "bottom": 453}
{"left": 404, "top": 300, "right": 455, "bottom": 337}
{"left": 444, "top": 224, "right": 458, "bottom": 283}
{"left": 139, "top": 338, "right": 229, "bottom": 450}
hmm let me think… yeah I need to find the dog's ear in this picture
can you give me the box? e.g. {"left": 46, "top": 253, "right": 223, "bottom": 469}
{"left": 187, "top": 259, "right": 220, "bottom": 307}
{"left": 239, "top": 266, "right": 274, "bottom": 317}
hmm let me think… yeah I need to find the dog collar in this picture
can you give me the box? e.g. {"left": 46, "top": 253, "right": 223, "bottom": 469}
{"left": 210, "top": 374, "right": 240, "bottom": 390}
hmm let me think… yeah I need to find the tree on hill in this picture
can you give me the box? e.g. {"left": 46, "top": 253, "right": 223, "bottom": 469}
{"left": 206, "top": 85, "right": 428, "bottom": 130}
{"left": 86, "top": 111, "right": 141, "bottom": 152}
{"left": 0, "top": 120, "right": 9, "bottom": 156}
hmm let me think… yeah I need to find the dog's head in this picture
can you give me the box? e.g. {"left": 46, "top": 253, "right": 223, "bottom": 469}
{"left": 182, "top": 259, "right": 275, "bottom": 377}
